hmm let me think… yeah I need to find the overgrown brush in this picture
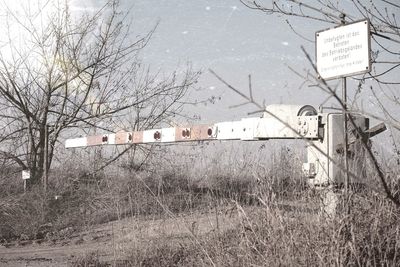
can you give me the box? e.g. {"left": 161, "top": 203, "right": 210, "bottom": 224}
{"left": 122, "top": 195, "right": 400, "bottom": 266}
{"left": 1, "top": 144, "right": 399, "bottom": 266}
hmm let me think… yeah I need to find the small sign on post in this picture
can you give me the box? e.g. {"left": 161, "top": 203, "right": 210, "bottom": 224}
{"left": 22, "top": 170, "right": 30, "bottom": 193}
{"left": 316, "top": 19, "right": 371, "bottom": 80}
{"left": 22, "top": 170, "right": 31, "bottom": 180}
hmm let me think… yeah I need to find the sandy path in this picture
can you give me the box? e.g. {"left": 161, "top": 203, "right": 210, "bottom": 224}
{"left": 0, "top": 207, "right": 240, "bottom": 266}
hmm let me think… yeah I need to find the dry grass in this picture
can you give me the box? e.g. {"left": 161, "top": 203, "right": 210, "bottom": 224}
{"left": 1, "top": 144, "right": 400, "bottom": 266}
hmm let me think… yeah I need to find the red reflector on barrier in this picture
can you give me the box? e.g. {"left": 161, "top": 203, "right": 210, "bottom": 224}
{"left": 154, "top": 131, "right": 161, "bottom": 140}
{"left": 207, "top": 128, "right": 212, "bottom": 137}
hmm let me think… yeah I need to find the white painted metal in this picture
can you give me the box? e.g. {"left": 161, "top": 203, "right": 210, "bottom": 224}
{"left": 143, "top": 129, "right": 161, "bottom": 143}
{"left": 215, "top": 121, "right": 242, "bottom": 140}
{"left": 254, "top": 115, "right": 319, "bottom": 139}
{"left": 240, "top": 118, "right": 259, "bottom": 140}
{"left": 316, "top": 19, "right": 371, "bottom": 80}
{"left": 65, "top": 137, "right": 87, "bottom": 148}
{"left": 64, "top": 105, "right": 320, "bottom": 148}
{"left": 161, "top": 127, "right": 176, "bottom": 143}
{"left": 304, "top": 113, "right": 369, "bottom": 187}
{"left": 65, "top": 104, "right": 375, "bottom": 193}
{"left": 108, "top": 134, "right": 116, "bottom": 145}
{"left": 264, "top": 104, "right": 317, "bottom": 119}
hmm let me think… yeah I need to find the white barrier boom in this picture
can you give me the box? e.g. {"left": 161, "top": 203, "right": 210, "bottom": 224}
{"left": 65, "top": 115, "right": 320, "bottom": 148}
{"left": 65, "top": 104, "right": 386, "bottom": 215}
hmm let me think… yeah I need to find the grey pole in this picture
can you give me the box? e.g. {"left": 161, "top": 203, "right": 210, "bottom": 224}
{"left": 340, "top": 13, "right": 350, "bottom": 200}
{"left": 43, "top": 124, "right": 49, "bottom": 192}
{"left": 342, "top": 77, "right": 350, "bottom": 194}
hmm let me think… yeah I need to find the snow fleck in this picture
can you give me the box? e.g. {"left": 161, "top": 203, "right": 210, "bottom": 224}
{"left": 209, "top": 86, "right": 216, "bottom": 90}
{"left": 165, "top": 49, "right": 170, "bottom": 53}
{"left": 205, "top": 6, "right": 210, "bottom": 11}
{"left": 281, "top": 41, "right": 289, "bottom": 46}
{"left": 182, "top": 31, "right": 188, "bottom": 35}
{"left": 231, "top": 6, "right": 238, "bottom": 10}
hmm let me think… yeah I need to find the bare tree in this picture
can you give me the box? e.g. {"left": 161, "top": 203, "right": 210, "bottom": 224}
{"left": 239, "top": 1, "right": 400, "bottom": 177}
{"left": 0, "top": 0, "right": 200, "bottom": 185}
{"left": 240, "top": 0, "right": 400, "bottom": 114}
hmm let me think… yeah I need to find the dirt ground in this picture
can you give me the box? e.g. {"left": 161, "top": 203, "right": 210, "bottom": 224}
{"left": 0, "top": 206, "right": 241, "bottom": 266}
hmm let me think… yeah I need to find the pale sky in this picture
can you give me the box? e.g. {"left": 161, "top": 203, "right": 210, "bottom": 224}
{"left": 1, "top": 0, "right": 398, "bottom": 151}
{"left": 120, "top": 0, "right": 396, "bottom": 123}
{"left": 0, "top": 0, "right": 390, "bottom": 120}
{"left": 128, "top": 0, "right": 327, "bottom": 121}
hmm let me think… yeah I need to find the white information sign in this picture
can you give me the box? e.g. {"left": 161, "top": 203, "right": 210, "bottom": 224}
{"left": 22, "top": 170, "right": 31, "bottom": 180}
{"left": 316, "top": 19, "right": 371, "bottom": 80}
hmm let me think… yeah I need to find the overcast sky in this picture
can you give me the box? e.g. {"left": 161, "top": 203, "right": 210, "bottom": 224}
{"left": 127, "top": 0, "right": 327, "bottom": 121}
{"left": 1, "top": 0, "right": 397, "bottom": 127}
{"left": 2, "top": 0, "right": 391, "bottom": 120}
{"left": 1, "top": 0, "right": 398, "bottom": 162}
{"left": 119, "top": 0, "right": 395, "bottom": 123}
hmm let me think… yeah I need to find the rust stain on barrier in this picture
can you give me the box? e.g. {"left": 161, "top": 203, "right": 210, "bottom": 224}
{"left": 115, "top": 132, "right": 128, "bottom": 144}
{"left": 87, "top": 135, "right": 102, "bottom": 146}
{"left": 190, "top": 125, "right": 214, "bottom": 140}
{"left": 132, "top": 131, "right": 143, "bottom": 144}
